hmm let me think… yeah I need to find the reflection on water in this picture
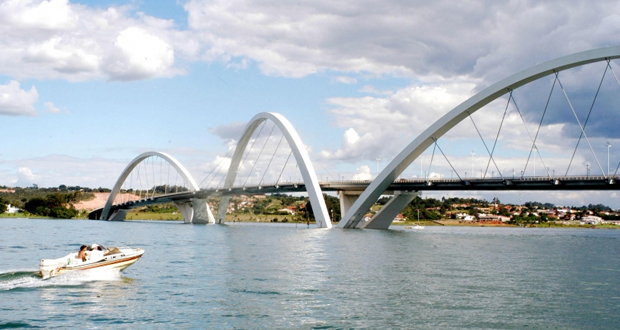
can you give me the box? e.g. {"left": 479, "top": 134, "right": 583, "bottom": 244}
{"left": 1, "top": 219, "right": 620, "bottom": 328}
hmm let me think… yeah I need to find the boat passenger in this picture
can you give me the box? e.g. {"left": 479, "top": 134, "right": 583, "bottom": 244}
{"left": 77, "top": 245, "right": 88, "bottom": 262}
{"left": 90, "top": 245, "right": 104, "bottom": 261}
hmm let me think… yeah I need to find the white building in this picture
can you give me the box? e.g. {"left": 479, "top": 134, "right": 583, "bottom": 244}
{"left": 5, "top": 204, "right": 19, "bottom": 213}
{"left": 582, "top": 215, "right": 603, "bottom": 225}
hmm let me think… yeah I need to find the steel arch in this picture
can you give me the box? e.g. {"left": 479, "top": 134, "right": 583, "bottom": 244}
{"left": 339, "top": 46, "right": 620, "bottom": 228}
{"left": 101, "top": 151, "right": 204, "bottom": 221}
{"left": 216, "top": 112, "right": 332, "bottom": 228}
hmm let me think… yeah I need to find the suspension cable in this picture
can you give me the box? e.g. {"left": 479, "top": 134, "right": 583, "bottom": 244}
{"left": 259, "top": 134, "right": 285, "bottom": 186}
{"left": 237, "top": 121, "right": 267, "bottom": 178}
{"left": 556, "top": 72, "right": 607, "bottom": 177}
{"left": 243, "top": 122, "right": 276, "bottom": 187}
{"left": 425, "top": 142, "right": 437, "bottom": 179}
{"left": 467, "top": 111, "right": 504, "bottom": 177}
{"left": 200, "top": 148, "right": 234, "bottom": 188}
{"left": 565, "top": 61, "right": 610, "bottom": 177}
{"left": 484, "top": 91, "right": 513, "bottom": 179}
{"left": 316, "top": 160, "right": 337, "bottom": 181}
{"left": 510, "top": 95, "right": 549, "bottom": 176}
{"left": 275, "top": 150, "right": 293, "bottom": 185}
{"left": 432, "top": 138, "right": 463, "bottom": 181}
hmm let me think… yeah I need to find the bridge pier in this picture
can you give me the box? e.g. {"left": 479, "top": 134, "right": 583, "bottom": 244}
{"left": 109, "top": 209, "right": 130, "bottom": 221}
{"left": 174, "top": 201, "right": 194, "bottom": 224}
{"left": 338, "top": 191, "right": 362, "bottom": 219}
{"left": 191, "top": 198, "right": 216, "bottom": 224}
{"left": 361, "top": 191, "right": 420, "bottom": 229}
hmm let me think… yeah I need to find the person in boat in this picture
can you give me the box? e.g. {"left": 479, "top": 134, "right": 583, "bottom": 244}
{"left": 77, "top": 245, "right": 88, "bottom": 262}
{"left": 90, "top": 244, "right": 105, "bottom": 261}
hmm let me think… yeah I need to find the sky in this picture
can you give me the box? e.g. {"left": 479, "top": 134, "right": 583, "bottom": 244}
{"left": 2, "top": 0, "right": 620, "bottom": 208}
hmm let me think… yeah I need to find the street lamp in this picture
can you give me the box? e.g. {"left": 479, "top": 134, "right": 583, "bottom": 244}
{"left": 471, "top": 150, "right": 476, "bottom": 178}
{"left": 607, "top": 142, "right": 612, "bottom": 177}
{"left": 586, "top": 164, "right": 590, "bottom": 178}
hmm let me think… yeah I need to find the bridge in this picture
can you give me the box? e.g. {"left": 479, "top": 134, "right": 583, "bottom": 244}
{"left": 90, "top": 46, "right": 620, "bottom": 229}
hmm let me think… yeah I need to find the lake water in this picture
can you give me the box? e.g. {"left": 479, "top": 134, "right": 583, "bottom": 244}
{"left": 1, "top": 219, "right": 620, "bottom": 329}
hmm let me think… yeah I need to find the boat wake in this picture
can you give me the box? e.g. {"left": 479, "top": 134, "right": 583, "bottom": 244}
{"left": 0, "top": 268, "right": 123, "bottom": 291}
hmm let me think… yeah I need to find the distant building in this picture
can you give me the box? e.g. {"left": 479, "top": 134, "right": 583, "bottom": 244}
{"left": 393, "top": 214, "right": 407, "bottom": 222}
{"left": 278, "top": 205, "right": 296, "bottom": 215}
{"left": 5, "top": 204, "right": 19, "bottom": 214}
{"left": 582, "top": 215, "right": 603, "bottom": 225}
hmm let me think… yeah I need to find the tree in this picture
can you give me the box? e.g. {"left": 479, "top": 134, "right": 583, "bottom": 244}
{"left": 0, "top": 197, "right": 7, "bottom": 213}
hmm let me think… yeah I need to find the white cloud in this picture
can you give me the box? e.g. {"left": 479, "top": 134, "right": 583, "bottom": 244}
{"left": 106, "top": 27, "right": 175, "bottom": 81}
{"left": 4, "top": 154, "right": 128, "bottom": 188}
{"left": 0, "top": 80, "right": 38, "bottom": 116}
{"left": 352, "top": 164, "right": 372, "bottom": 180}
{"left": 334, "top": 76, "right": 357, "bottom": 84}
{"left": 44, "top": 101, "right": 61, "bottom": 113}
{"left": 0, "top": 0, "right": 189, "bottom": 81}
{"left": 15, "top": 167, "right": 35, "bottom": 187}
{"left": 185, "top": 0, "right": 620, "bottom": 80}
{"left": 320, "top": 81, "right": 476, "bottom": 162}
{"left": 359, "top": 85, "right": 393, "bottom": 96}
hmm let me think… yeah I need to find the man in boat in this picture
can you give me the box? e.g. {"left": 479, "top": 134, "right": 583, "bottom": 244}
{"left": 77, "top": 245, "right": 88, "bottom": 262}
{"left": 90, "top": 244, "right": 105, "bottom": 261}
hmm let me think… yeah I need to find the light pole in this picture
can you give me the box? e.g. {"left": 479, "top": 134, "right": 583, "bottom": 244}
{"left": 471, "top": 150, "right": 475, "bottom": 179}
{"left": 607, "top": 142, "right": 611, "bottom": 177}
{"left": 533, "top": 146, "right": 537, "bottom": 177}
{"left": 375, "top": 157, "right": 381, "bottom": 178}
{"left": 420, "top": 156, "right": 424, "bottom": 179}
{"left": 587, "top": 164, "right": 590, "bottom": 178}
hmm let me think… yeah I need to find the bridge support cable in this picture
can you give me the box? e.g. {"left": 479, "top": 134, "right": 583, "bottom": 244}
{"left": 198, "top": 148, "right": 234, "bottom": 189}
{"left": 275, "top": 150, "right": 293, "bottom": 186}
{"left": 523, "top": 74, "right": 558, "bottom": 178}
{"left": 216, "top": 112, "right": 331, "bottom": 228}
{"left": 338, "top": 46, "right": 620, "bottom": 229}
{"left": 432, "top": 138, "right": 463, "bottom": 181}
{"left": 556, "top": 72, "right": 607, "bottom": 177}
{"left": 242, "top": 122, "right": 276, "bottom": 188}
{"left": 99, "top": 151, "right": 215, "bottom": 224}
{"left": 425, "top": 142, "right": 437, "bottom": 180}
{"left": 467, "top": 111, "right": 504, "bottom": 178}
{"left": 565, "top": 61, "right": 610, "bottom": 177}
{"left": 483, "top": 91, "right": 513, "bottom": 179}
{"left": 259, "top": 134, "right": 285, "bottom": 187}
{"left": 509, "top": 95, "right": 549, "bottom": 177}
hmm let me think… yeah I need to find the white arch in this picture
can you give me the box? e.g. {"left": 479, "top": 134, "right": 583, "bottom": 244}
{"left": 216, "top": 112, "right": 332, "bottom": 228}
{"left": 101, "top": 151, "right": 204, "bottom": 221}
{"left": 339, "top": 46, "right": 620, "bottom": 228}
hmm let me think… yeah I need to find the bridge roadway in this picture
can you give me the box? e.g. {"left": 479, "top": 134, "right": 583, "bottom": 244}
{"left": 89, "top": 175, "right": 618, "bottom": 219}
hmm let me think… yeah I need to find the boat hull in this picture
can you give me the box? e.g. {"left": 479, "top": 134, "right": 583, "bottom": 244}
{"left": 38, "top": 248, "right": 144, "bottom": 280}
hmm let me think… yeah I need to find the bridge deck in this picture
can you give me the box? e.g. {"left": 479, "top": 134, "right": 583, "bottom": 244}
{"left": 90, "top": 176, "right": 618, "bottom": 218}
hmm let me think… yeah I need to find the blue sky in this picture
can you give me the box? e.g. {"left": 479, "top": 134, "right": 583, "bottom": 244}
{"left": 2, "top": 0, "right": 620, "bottom": 208}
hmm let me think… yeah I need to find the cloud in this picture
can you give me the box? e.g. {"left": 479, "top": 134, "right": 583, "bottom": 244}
{"left": 106, "top": 27, "right": 175, "bottom": 81}
{"left": 3, "top": 154, "right": 128, "bottom": 188}
{"left": 0, "top": 80, "right": 38, "bottom": 116}
{"left": 352, "top": 164, "right": 372, "bottom": 180}
{"left": 185, "top": 0, "right": 620, "bottom": 80}
{"left": 0, "top": 0, "right": 189, "bottom": 81}
{"left": 319, "top": 81, "right": 476, "bottom": 162}
{"left": 333, "top": 76, "right": 357, "bottom": 84}
{"left": 208, "top": 121, "right": 247, "bottom": 142}
{"left": 15, "top": 167, "right": 35, "bottom": 187}
{"left": 43, "top": 101, "right": 61, "bottom": 113}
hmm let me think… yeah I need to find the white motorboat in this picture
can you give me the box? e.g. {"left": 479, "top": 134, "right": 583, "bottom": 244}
{"left": 405, "top": 209, "right": 425, "bottom": 229}
{"left": 37, "top": 244, "right": 144, "bottom": 280}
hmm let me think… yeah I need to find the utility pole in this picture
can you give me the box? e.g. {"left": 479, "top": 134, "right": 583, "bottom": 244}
{"left": 471, "top": 150, "right": 475, "bottom": 179}
{"left": 607, "top": 142, "right": 612, "bottom": 177}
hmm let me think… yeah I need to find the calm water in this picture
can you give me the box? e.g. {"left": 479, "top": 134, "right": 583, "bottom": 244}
{"left": 1, "top": 219, "right": 620, "bottom": 329}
